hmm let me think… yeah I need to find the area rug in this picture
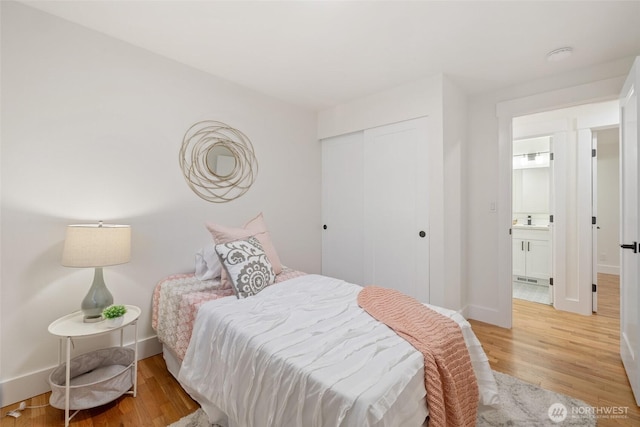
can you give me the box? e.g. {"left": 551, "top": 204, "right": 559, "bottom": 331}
{"left": 169, "top": 371, "right": 595, "bottom": 427}
{"left": 477, "top": 371, "right": 595, "bottom": 426}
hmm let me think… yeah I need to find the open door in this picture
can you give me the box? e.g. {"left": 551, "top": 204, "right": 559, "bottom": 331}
{"left": 549, "top": 135, "right": 556, "bottom": 306}
{"left": 551, "top": 129, "right": 593, "bottom": 315}
{"left": 575, "top": 128, "right": 599, "bottom": 313}
{"left": 620, "top": 56, "right": 640, "bottom": 406}
{"left": 592, "top": 132, "right": 598, "bottom": 312}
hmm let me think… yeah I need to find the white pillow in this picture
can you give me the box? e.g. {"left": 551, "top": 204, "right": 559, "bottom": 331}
{"left": 195, "top": 245, "right": 222, "bottom": 281}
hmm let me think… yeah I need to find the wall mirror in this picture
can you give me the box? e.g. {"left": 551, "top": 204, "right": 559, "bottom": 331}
{"left": 512, "top": 136, "right": 551, "bottom": 214}
{"left": 206, "top": 145, "right": 237, "bottom": 178}
{"left": 179, "top": 121, "right": 258, "bottom": 203}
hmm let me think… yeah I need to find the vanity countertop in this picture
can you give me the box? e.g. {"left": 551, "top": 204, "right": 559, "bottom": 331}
{"left": 513, "top": 224, "right": 549, "bottom": 230}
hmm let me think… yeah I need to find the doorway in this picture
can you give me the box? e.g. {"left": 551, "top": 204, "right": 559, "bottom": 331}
{"left": 510, "top": 101, "right": 619, "bottom": 315}
{"left": 595, "top": 128, "right": 621, "bottom": 276}
{"left": 495, "top": 77, "right": 625, "bottom": 329}
{"left": 512, "top": 136, "right": 552, "bottom": 305}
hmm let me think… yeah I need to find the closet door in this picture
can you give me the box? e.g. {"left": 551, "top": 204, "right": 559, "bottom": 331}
{"left": 363, "top": 117, "right": 430, "bottom": 302}
{"left": 321, "top": 132, "right": 365, "bottom": 285}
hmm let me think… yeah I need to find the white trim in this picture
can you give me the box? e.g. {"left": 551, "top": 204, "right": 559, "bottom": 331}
{"left": 0, "top": 336, "right": 162, "bottom": 407}
{"left": 496, "top": 76, "right": 626, "bottom": 328}
{"left": 496, "top": 77, "right": 625, "bottom": 119}
{"left": 497, "top": 115, "right": 514, "bottom": 329}
{"left": 465, "top": 304, "right": 506, "bottom": 327}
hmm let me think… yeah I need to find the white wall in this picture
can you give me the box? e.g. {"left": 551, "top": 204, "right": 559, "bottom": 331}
{"left": 0, "top": 2, "right": 321, "bottom": 405}
{"left": 317, "top": 74, "right": 467, "bottom": 311}
{"left": 442, "top": 77, "right": 467, "bottom": 311}
{"left": 466, "top": 57, "right": 634, "bottom": 327}
{"left": 597, "top": 128, "right": 621, "bottom": 275}
{"left": 317, "top": 75, "right": 443, "bottom": 140}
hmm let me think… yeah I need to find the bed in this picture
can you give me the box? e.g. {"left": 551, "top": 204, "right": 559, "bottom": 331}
{"left": 153, "top": 272, "right": 498, "bottom": 426}
{"left": 152, "top": 214, "right": 499, "bottom": 426}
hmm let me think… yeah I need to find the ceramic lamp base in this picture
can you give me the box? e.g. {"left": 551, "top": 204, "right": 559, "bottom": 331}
{"left": 81, "top": 267, "right": 114, "bottom": 322}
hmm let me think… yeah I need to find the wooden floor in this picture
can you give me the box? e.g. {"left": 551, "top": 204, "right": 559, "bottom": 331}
{"left": 0, "top": 354, "right": 198, "bottom": 426}
{"left": 2, "top": 273, "right": 638, "bottom": 426}
{"left": 470, "top": 273, "right": 640, "bottom": 426}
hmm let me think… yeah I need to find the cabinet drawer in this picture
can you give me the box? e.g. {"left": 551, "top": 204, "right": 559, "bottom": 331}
{"left": 512, "top": 228, "right": 549, "bottom": 241}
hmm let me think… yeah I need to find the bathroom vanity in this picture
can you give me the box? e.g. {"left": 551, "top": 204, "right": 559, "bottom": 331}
{"left": 512, "top": 225, "right": 551, "bottom": 285}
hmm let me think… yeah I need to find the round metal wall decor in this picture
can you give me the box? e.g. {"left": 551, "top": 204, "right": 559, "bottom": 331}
{"left": 179, "top": 121, "right": 258, "bottom": 203}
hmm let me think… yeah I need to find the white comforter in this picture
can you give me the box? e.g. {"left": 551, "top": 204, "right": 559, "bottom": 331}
{"left": 179, "top": 274, "right": 497, "bottom": 427}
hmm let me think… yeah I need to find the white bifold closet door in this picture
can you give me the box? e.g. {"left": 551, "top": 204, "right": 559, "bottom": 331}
{"left": 321, "top": 117, "right": 430, "bottom": 302}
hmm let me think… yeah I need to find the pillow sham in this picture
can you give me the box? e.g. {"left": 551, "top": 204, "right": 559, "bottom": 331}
{"left": 243, "top": 213, "right": 283, "bottom": 273}
{"left": 206, "top": 212, "right": 283, "bottom": 289}
{"left": 215, "top": 236, "right": 276, "bottom": 298}
{"left": 195, "top": 245, "right": 222, "bottom": 281}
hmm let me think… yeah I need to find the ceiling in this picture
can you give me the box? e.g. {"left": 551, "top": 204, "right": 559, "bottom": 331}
{"left": 21, "top": 1, "right": 640, "bottom": 111}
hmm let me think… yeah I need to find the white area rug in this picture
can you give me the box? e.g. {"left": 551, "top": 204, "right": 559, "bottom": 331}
{"left": 169, "top": 371, "right": 596, "bottom": 427}
{"left": 168, "top": 408, "right": 219, "bottom": 427}
{"left": 477, "top": 371, "right": 595, "bottom": 426}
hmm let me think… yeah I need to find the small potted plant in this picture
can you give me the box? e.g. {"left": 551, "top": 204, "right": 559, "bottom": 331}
{"left": 102, "top": 305, "right": 127, "bottom": 327}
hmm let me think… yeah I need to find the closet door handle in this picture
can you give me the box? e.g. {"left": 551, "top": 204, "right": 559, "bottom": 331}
{"left": 527, "top": 242, "right": 530, "bottom": 252}
{"left": 521, "top": 241, "right": 524, "bottom": 251}
{"left": 620, "top": 242, "right": 637, "bottom": 253}
{"left": 419, "top": 231, "right": 426, "bottom": 238}
{"left": 323, "top": 224, "right": 328, "bottom": 230}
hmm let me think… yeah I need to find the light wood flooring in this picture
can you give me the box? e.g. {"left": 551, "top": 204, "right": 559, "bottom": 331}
{"left": 470, "top": 273, "right": 640, "bottom": 426}
{"left": 0, "top": 354, "right": 198, "bottom": 426}
{"left": 2, "top": 273, "right": 638, "bottom": 426}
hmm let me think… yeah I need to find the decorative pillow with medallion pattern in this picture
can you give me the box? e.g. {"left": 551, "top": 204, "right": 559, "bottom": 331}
{"left": 215, "top": 236, "right": 276, "bottom": 298}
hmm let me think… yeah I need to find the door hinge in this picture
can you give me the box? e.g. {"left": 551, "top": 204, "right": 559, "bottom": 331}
{"left": 592, "top": 216, "right": 597, "bottom": 225}
{"left": 549, "top": 214, "right": 554, "bottom": 223}
{"left": 550, "top": 153, "right": 554, "bottom": 161}
{"left": 592, "top": 284, "right": 597, "bottom": 292}
{"left": 592, "top": 148, "right": 597, "bottom": 158}
{"left": 550, "top": 277, "right": 554, "bottom": 286}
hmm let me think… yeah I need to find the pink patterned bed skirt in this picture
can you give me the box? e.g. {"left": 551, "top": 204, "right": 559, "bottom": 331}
{"left": 152, "top": 267, "right": 306, "bottom": 360}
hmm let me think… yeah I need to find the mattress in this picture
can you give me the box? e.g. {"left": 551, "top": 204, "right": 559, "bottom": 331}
{"left": 152, "top": 268, "right": 306, "bottom": 360}
{"left": 177, "top": 274, "right": 499, "bottom": 427}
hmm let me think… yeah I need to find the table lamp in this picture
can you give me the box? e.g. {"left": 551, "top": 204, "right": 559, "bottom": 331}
{"left": 61, "top": 222, "right": 131, "bottom": 322}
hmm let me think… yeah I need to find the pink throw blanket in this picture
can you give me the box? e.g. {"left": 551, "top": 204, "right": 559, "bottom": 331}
{"left": 358, "top": 286, "right": 479, "bottom": 427}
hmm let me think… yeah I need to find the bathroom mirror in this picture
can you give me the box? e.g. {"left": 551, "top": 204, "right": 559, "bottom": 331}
{"left": 512, "top": 136, "right": 550, "bottom": 214}
{"left": 513, "top": 167, "right": 550, "bottom": 213}
{"left": 206, "top": 145, "right": 237, "bottom": 178}
{"left": 179, "top": 121, "right": 258, "bottom": 203}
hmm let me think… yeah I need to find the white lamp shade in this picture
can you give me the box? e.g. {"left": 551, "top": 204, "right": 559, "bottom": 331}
{"left": 62, "top": 224, "right": 131, "bottom": 267}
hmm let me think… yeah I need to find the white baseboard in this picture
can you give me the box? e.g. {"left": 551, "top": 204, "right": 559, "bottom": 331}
{"left": 466, "top": 304, "right": 510, "bottom": 328}
{"left": 598, "top": 264, "right": 620, "bottom": 276}
{"left": 0, "top": 336, "right": 162, "bottom": 407}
